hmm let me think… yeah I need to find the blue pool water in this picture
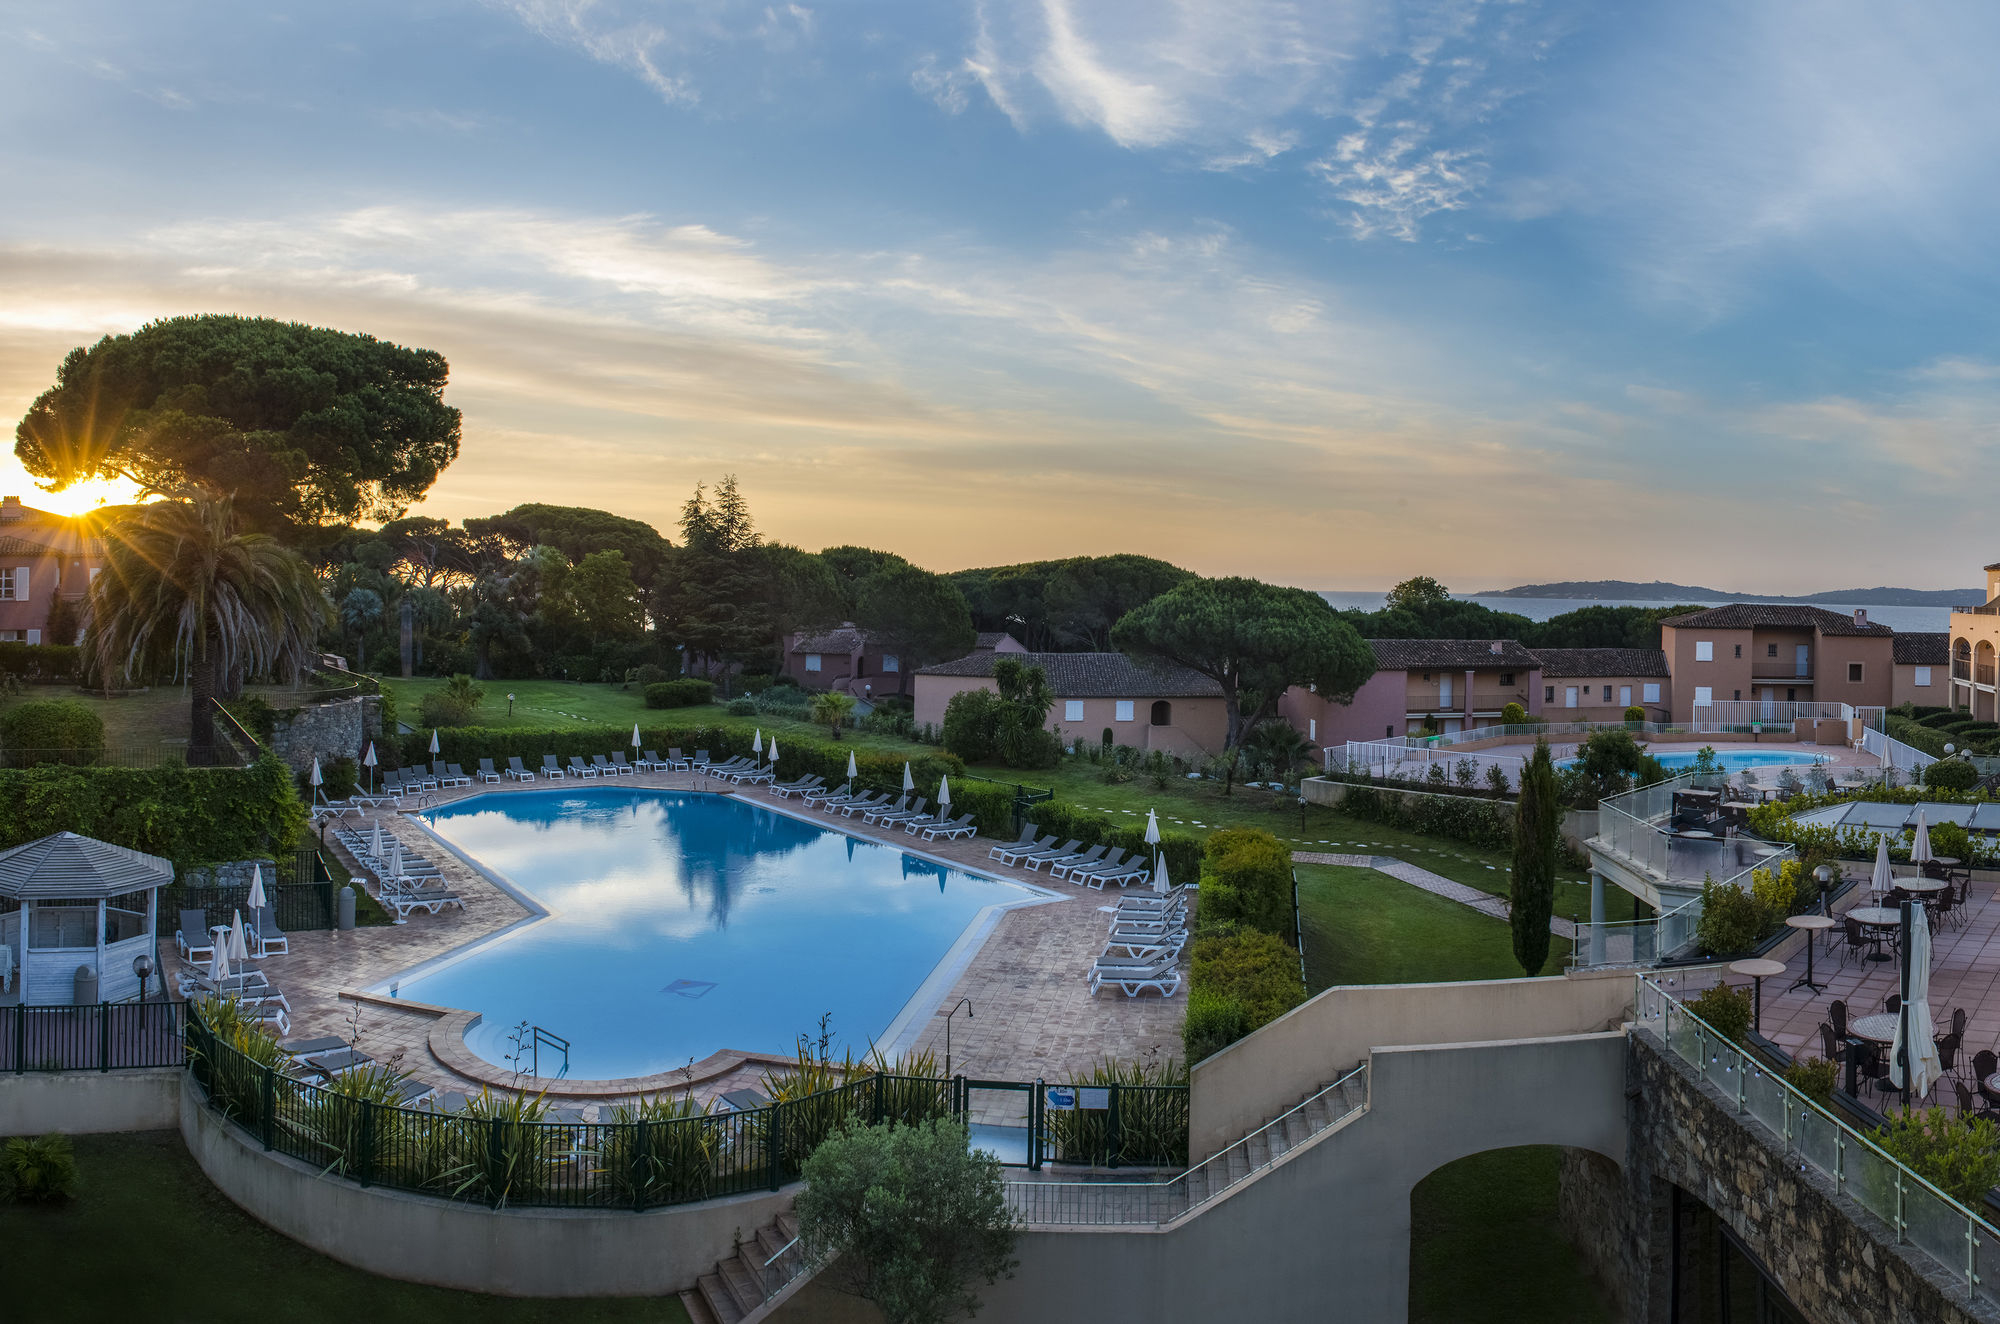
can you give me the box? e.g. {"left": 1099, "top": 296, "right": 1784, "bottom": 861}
{"left": 1559, "top": 748, "right": 1827, "bottom": 772}
{"left": 386, "top": 789, "right": 1035, "bottom": 1080}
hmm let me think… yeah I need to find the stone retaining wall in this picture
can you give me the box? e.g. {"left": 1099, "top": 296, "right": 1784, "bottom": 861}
{"left": 269, "top": 694, "right": 381, "bottom": 774}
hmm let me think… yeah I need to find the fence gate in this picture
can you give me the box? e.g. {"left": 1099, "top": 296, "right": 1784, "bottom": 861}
{"left": 957, "top": 1077, "right": 1042, "bottom": 1169}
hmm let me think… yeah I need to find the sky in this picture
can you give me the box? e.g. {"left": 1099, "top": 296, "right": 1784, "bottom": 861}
{"left": 1, "top": 1, "right": 1997, "bottom": 593}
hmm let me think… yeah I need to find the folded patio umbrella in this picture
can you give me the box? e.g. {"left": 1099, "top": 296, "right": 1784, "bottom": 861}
{"left": 1144, "top": 809, "right": 1160, "bottom": 846}
{"left": 1892, "top": 903, "right": 1942, "bottom": 1096}
{"left": 768, "top": 737, "right": 780, "bottom": 766}
{"left": 631, "top": 722, "right": 641, "bottom": 750}
{"left": 246, "top": 866, "right": 267, "bottom": 952}
{"left": 1871, "top": 835, "right": 1894, "bottom": 898}
{"left": 1911, "top": 811, "right": 1933, "bottom": 865}
{"left": 228, "top": 910, "right": 250, "bottom": 963}
{"left": 429, "top": 728, "right": 440, "bottom": 755}
{"left": 1153, "top": 854, "right": 1170, "bottom": 895}
{"left": 937, "top": 775, "right": 951, "bottom": 811}
{"left": 846, "top": 751, "right": 858, "bottom": 782}
{"left": 208, "top": 935, "right": 229, "bottom": 986}
{"left": 902, "top": 761, "right": 914, "bottom": 793}
{"left": 370, "top": 823, "right": 385, "bottom": 859}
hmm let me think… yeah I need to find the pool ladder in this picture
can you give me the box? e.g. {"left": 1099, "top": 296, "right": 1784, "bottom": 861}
{"left": 528, "top": 1025, "right": 570, "bottom": 1078}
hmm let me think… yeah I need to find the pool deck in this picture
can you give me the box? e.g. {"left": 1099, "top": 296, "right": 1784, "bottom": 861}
{"left": 162, "top": 769, "right": 1187, "bottom": 1110}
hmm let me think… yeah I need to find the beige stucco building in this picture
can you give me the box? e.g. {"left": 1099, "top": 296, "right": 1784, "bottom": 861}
{"left": 1949, "top": 563, "right": 2000, "bottom": 718}
{"left": 1891, "top": 632, "right": 1949, "bottom": 709}
{"left": 1656, "top": 604, "right": 1896, "bottom": 721}
{"left": 913, "top": 651, "right": 1229, "bottom": 758}
{"left": 1531, "top": 648, "right": 1672, "bottom": 723}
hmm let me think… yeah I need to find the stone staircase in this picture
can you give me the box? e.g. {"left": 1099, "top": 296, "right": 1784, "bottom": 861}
{"left": 679, "top": 1211, "right": 804, "bottom": 1324}
{"left": 1174, "top": 1065, "right": 1368, "bottom": 1214}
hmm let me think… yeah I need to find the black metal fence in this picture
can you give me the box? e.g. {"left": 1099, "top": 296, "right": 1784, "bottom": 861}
{"left": 159, "top": 849, "right": 340, "bottom": 937}
{"left": 1, "top": 1001, "right": 187, "bottom": 1072}
{"left": 1037, "top": 1082, "right": 1191, "bottom": 1169}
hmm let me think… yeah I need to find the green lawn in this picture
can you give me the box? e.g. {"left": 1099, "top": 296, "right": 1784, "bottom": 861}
{"left": 0, "top": 682, "right": 309, "bottom": 753}
{"left": 1409, "top": 1147, "right": 1616, "bottom": 1324}
{"left": 1, "top": 1131, "right": 691, "bottom": 1323}
{"left": 1296, "top": 863, "right": 1570, "bottom": 989}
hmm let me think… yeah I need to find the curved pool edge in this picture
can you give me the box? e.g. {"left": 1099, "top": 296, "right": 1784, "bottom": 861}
{"left": 358, "top": 782, "right": 1068, "bottom": 1092}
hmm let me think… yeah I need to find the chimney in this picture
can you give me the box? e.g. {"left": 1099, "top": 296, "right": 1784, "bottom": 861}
{"left": 1853, "top": 608, "right": 1867, "bottom": 629}
{"left": 1488, "top": 641, "right": 1503, "bottom": 654}
{"left": 0, "top": 496, "right": 21, "bottom": 521}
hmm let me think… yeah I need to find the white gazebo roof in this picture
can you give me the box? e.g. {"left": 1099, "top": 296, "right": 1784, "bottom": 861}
{"left": 0, "top": 832, "right": 174, "bottom": 900}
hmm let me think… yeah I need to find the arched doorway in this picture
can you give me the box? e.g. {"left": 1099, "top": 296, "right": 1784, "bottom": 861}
{"left": 1150, "top": 700, "right": 1172, "bottom": 726}
{"left": 1408, "top": 1146, "right": 1617, "bottom": 1324}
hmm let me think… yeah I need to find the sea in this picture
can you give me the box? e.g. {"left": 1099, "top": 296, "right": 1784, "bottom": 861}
{"left": 1316, "top": 593, "right": 1952, "bottom": 635}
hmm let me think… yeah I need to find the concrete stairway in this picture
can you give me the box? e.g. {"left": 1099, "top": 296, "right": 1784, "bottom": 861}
{"left": 679, "top": 1211, "right": 803, "bottom": 1324}
{"left": 1174, "top": 1066, "right": 1368, "bottom": 1215}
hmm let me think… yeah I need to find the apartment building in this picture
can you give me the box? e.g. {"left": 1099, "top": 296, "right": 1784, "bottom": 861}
{"left": 0, "top": 496, "right": 102, "bottom": 643}
{"left": 1280, "top": 639, "right": 1543, "bottom": 744}
{"left": 1949, "top": 563, "right": 2000, "bottom": 718}
{"left": 1656, "top": 604, "right": 1896, "bottom": 720}
{"left": 1892, "top": 632, "right": 1949, "bottom": 708}
{"left": 1532, "top": 648, "right": 1672, "bottom": 722}
{"left": 913, "top": 650, "right": 1227, "bottom": 758}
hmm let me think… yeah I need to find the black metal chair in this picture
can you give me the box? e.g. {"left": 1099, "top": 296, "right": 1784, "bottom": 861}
{"left": 1831, "top": 999, "right": 1851, "bottom": 1044}
{"left": 1840, "top": 916, "right": 1875, "bottom": 967}
{"left": 1886, "top": 993, "right": 1903, "bottom": 1015}
{"left": 1975, "top": 1050, "right": 2000, "bottom": 1113}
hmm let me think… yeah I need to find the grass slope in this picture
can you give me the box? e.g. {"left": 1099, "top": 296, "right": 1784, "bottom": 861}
{"left": 1409, "top": 1147, "right": 1616, "bottom": 1324}
{"left": 1295, "top": 863, "right": 1569, "bottom": 987}
{"left": 0, "top": 1131, "right": 691, "bottom": 1323}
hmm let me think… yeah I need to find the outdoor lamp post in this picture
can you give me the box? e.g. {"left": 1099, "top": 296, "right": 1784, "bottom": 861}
{"left": 507, "top": 693, "right": 516, "bottom": 717}
{"left": 1298, "top": 794, "right": 1309, "bottom": 829}
{"left": 941, "top": 996, "right": 973, "bottom": 1078}
{"left": 133, "top": 952, "right": 154, "bottom": 1026}
{"left": 1815, "top": 864, "right": 1832, "bottom": 913}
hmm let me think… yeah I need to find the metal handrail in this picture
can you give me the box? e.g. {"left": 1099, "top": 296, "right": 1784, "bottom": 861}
{"left": 1635, "top": 974, "right": 1999, "bottom": 1303}
{"left": 1003, "top": 1062, "right": 1368, "bottom": 1226}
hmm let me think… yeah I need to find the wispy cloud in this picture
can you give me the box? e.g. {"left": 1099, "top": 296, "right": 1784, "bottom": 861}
{"left": 487, "top": 0, "right": 819, "bottom": 105}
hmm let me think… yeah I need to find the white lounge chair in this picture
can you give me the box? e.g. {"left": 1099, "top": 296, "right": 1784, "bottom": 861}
{"left": 1088, "top": 956, "right": 1181, "bottom": 998}
{"left": 505, "top": 756, "right": 535, "bottom": 781}
{"left": 1101, "top": 930, "right": 1188, "bottom": 962}
{"left": 771, "top": 774, "right": 825, "bottom": 799}
{"left": 250, "top": 911, "right": 290, "bottom": 958}
{"left": 609, "top": 752, "right": 638, "bottom": 776}
{"left": 988, "top": 827, "right": 1046, "bottom": 863}
{"left": 1045, "top": 845, "right": 1109, "bottom": 879}
{"left": 1014, "top": 838, "right": 1083, "bottom": 869}
{"left": 920, "top": 814, "right": 978, "bottom": 841}
{"left": 836, "top": 792, "right": 890, "bottom": 817}
{"left": 175, "top": 909, "right": 215, "bottom": 962}
{"left": 541, "top": 755, "right": 567, "bottom": 779}
{"left": 591, "top": 754, "right": 618, "bottom": 777}
{"left": 567, "top": 756, "right": 599, "bottom": 779}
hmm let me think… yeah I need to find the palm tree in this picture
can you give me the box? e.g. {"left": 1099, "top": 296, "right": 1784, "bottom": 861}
{"left": 89, "top": 492, "right": 332, "bottom": 764}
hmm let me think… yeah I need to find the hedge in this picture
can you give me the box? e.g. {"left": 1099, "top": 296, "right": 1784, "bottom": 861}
{"left": 1326, "top": 780, "right": 1515, "bottom": 851}
{"left": 644, "top": 679, "right": 715, "bottom": 709}
{"left": 1183, "top": 929, "right": 1305, "bottom": 1063}
{"left": 1023, "top": 800, "right": 1204, "bottom": 883}
{"left": 1198, "top": 827, "right": 1293, "bottom": 936}
{"left": 0, "top": 642, "right": 81, "bottom": 681}
{"left": 0, "top": 754, "right": 307, "bottom": 865}
{"left": 0, "top": 699, "right": 106, "bottom": 767}
{"left": 1887, "top": 715, "right": 1953, "bottom": 758}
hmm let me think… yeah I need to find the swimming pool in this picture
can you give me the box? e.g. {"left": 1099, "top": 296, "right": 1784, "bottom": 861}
{"left": 383, "top": 788, "right": 1041, "bottom": 1080}
{"left": 1559, "top": 748, "right": 1828, "bottom": 773}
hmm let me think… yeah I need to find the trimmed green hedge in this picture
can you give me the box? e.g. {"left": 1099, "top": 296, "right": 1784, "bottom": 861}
{"left": 1023, "top": 800, "right": 1203, "bottom": 883}
{"left": 1183, "top": 929, "right": 1305, "bottom": 1063}
{"left": 1888, "top": 715, "right": 1954, "bottom": 758}
{"left": 1198, "top": 827, "right": 1293, "bottom": 936}
{"left": 644, "top": 679, "right": 715, "bottom": 709}
{"left": 0, "top": 699, "right": 106, "bottom": 767}
{"left": 0, "top": 754, "right": 306, "bottom": 864}
{"left": 0, "top": 642, "right": 81, "bottom": 681}
{"left": 1326, "top": 780, "right": 1515, "bottom": 851}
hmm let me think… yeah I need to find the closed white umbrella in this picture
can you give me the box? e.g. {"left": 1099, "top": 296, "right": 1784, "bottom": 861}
{"left": 1912, "top": 811, "right": 1934, "bottom": 865}
{"left": 1892, "top": 902, "right": 1942, "bottom": 1097}
{"left": 1871, "top": 835, "right": 1894, "bottom": 899}
{"left": 631, "top": 723, "right": 641, "bottom": 751}
{"left": 1152, "top": 853, "right": 1170, "bottom": 895}
{"left": 246, "top": 865, "right": 267, "bottom": 954}
{"left": 362, "top": 741, "right": 377, "bottom": 792}
{"left": 429, "top": 728, "right": 440, "bottom": 755}
{"left": 937, "top": 775, "right": 951, "bottom": 810}
{"left": 902, "top": 761, "right": 914, "bottom": 793}
{"left": 309, "top": 756, "right": 323, "bottom": 788}
{"left": 228, "top": 909, "right": 250, "bottom": 964}
{"left": 208, "top": 934, "right": 229, "bottom": 986}
{"left": 846, "top": 750, "right": 858, "bottom": 781}
{"left": 768, "top": 737, "right": 780, "bottom": 766}
{"left": 370, "top": 823, "right": 384, "bottom": 859}
{"left": 1143, "top": 809, "right": 1160, "bottom": 846}
{"left": 753, "top": 729, "right": 763, "bottom": 756}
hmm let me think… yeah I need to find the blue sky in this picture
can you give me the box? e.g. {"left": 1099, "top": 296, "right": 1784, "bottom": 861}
{"left": 2, "top": 0, "right": 1997, "bottom": 591}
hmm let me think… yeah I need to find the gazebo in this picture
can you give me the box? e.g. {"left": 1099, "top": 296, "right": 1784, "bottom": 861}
{"left": 0, "top": 833, "right": 173, "bottom": 1005}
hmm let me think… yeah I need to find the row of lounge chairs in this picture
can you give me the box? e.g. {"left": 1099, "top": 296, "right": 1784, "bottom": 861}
{"left": 330, "top": 826, "right": 467, "bottom": 920}
{"left": 1088, "top": 887, "right": 1188, "bottom": 998}
{"left": 985, "top": 831, "right": 1151, "bottom": 888}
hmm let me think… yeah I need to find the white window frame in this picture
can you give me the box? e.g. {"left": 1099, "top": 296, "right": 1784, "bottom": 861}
{"left": 1643, "top": 683, "right": 1661, "bottom": 704}
{"left": 1564, "top": 687, "right": 1578, "bottom": 708}
{"left": 804, "top": 653, "right": 822, "bottom": 673}
{"left": 1693, "top": 686, "right": 1714, "bottom": 708}
{"left": 1064, "top": 700, "right": 1084, "bottom": 722}
{"left": 881, "top": 654, "right": 899, "bottom": 673}
{"left": 1308, "top": 718, "right": 1317, "bottom": 741}
{"left": 0, "top": 570, "right": 13, "bottom": 601}
{"left": 1694, "top": 640, "right": 1713, "bottom": 662}
{"left": 1915, "top": 667, "right": 1933, "bottom": 687}
{"left": 24, "top": 629, "right": 38, "bottom": 646}
{"left": 1619, "top": 685, "right": 1632, "bottom": 708}
{"left": 1115, "top": 700, "right": 1135, "bottom": 722}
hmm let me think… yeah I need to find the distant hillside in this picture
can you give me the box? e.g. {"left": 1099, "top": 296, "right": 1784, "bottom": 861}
{"left": 1475, "top": 579, "right": 1982, "bottom": 608}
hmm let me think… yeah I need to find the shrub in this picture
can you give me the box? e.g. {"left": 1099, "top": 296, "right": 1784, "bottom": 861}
{"left": 0, "top": 753, "right": 304, "bottom": 864}
{"left": 1188, "top": 929, "right": 1305, "bottom": 1036}
{"left": 0, "top": 1133, "right": 78, "bottom": 1204}
{"left": 1499, "top": 701, "right": 1528, "bottom": 725}
{"left": 940, "top": 689, "right": 1003, "bottom": 762}
{"left": 1182, "top": 987, "right": 1251, "bottom": 1063}
{"left": 725, "top": 697, "right": 756, "bottom": 716}
{"left": 0, "top": 642, "right": 81, "bottom": 682}
{"left": 644, "top": 679, "right": 716, "bottom": 709}
{"left": 1924, "top": 759, "right": 1980, "bottom": 791}
{"left": 1200, "top": 828, "right": 1293, "bottom": 936}
{"left": 1625, "top": 705, "right": 1646, "bottom": 722}
{"left": 797, "top": 1119, "right": 1017, "bottom": 1324}
{"left": 417, "top": 690, "right": 476, "bottom": 728}
{"left": 811, "top": 691, "right": 857, "bottom": 736}
{"left": 1686, "top": 982, "right": 1753, "bottom": 1045}
{"left": 1887, "top": 715, "right": 1951, "bottom": 758}
{"left": 223, "top": 694, "right": 279, "bottom": 743}
{"left": 1783, "top": 1056, "right": 1836, "bottom": 1104}
{"left": 1330, "top": 780, "right": 1516, "bottom": 851}
{"left": 0, "top": 699, "right": 106, "bottom": 767}
{"left": 629, "top": 663, "right": 673, "bottom": 688}
{"left": 754, "top": 686, "right": 812, "bottom": 714}
{"left": 1695, "top": 877, "right": 1765, "bottom": 958}
{"left": 1877, "top": 1109, "right": 2000, "bottom": 1205}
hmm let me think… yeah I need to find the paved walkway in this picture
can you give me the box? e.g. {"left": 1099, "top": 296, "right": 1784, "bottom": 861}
{"left": 1292, "top": 851, "right": 1578, "bottom": 940}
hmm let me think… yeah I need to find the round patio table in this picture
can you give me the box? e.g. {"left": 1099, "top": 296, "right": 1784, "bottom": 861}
{"left": 1850, "top": 1013, "right": 1898, "bottom": 1044}
{"left": 1730, "top": 958, "right": 1786, "bottom": 1032}
{"left": 1785, "top": 914, "right": 1835, "bottom": 993}
{"left": 1676, "top": 829, "right": 1716, "bottom": 839}
{"left": 1848, "top": 907, "right": 1901, "bottom": 962}
{"left": 1897, "top": 878, "right": 1947, "bottom": 895}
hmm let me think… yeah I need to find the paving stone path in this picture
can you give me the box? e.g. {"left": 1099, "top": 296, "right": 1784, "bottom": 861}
{"left": 1291, "top": 851, "right": 1578, "bottom": 940}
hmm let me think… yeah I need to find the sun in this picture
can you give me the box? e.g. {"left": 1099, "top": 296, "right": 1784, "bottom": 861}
{"left": 1, "top": 474, "right": 145, "bottom": 518}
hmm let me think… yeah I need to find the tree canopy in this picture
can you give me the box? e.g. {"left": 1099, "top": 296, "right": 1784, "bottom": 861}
{"left": 953, "top": 554, "right": 1191, "bottom": 650}
{"left": 15, "top": 316, "right": 460, "bottom": 529}
{"left": 1510, "top": 740, "right": 1561, "bottom": 976}
{"left": 855, "top": 559, "right": 976, "bottom": 670}
{"left": 1112, "top": 576, "right": 1376, "bottom": 748}
{"left": 460, "top": 503, "right": 672, "bottom": 590}
{"left": 1384, "top": 574, "right": 1451, "bottom": 614}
